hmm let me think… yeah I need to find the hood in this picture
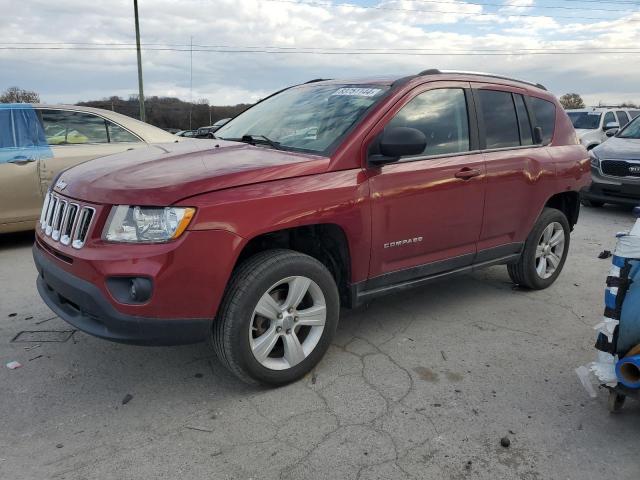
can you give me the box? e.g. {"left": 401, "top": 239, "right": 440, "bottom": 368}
{"left": 56, "top": 140, "right": 329, "bottom": 205}
{"left": 593, "top": 136, "right": 640, "bottom": 160}
{"left": 575, "top": 129, "right": 599, "bottom": 139}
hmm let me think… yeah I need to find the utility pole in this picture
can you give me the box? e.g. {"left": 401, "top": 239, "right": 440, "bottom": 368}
{"left": 189, "top": 36, "right": 193, "bottom": 130}
{"left": 133, "top": 0, "right": 146, "bottom": 122}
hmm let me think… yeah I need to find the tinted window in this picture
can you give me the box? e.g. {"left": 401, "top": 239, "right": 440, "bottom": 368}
{"left": 567, "top": 111, "right": 601, "bottom": 130}
{"left": 41, "top": 110, "right": 108, "bottom": 145}
{"left": 530, "top": 97, "right": 556, "bottom": 144}
{"left": 478, "top": 90, "right": 520, "bottom": 149}
{"left": 514, "top": 94, "right": 533, "bottom": 146}
{"left": 603, "top": 111, "right": 616, "bottom": 128}
{"left": 107, "top": 122, "right": 139, "bottom": 142}
{"left": 387, "top": 88, "right": 470, "bottom": 156}
{"left": 616, "top": 111, "right": 630, "bottom": 127}
{"left": 630, "top": 111, "right": 640, "bottom": 119}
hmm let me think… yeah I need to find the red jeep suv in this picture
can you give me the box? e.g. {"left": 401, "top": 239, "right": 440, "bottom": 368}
{"left": 34, "top": 70, "right": 590, "bottom": 385}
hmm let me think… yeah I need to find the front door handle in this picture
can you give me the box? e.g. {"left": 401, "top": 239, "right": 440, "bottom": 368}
{"left": 8, "top": 157, "right": 36, "bottom": 164}
{"left": 454, "top": 168, "right": 481, "bottom": 180}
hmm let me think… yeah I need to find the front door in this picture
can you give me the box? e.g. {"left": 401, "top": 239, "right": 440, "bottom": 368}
{"left": 0, "top": 106, "right": 48, "bottom": 229}
{"left": 367, "top": 84, "right": 486, "bottom": 282}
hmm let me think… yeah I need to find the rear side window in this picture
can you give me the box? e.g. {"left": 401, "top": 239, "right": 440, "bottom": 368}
{"left": 387, "top": 88, "right": 470, "bottom": 157}
{"left": 630, "top": 110, "right": 640, "bottom": 119}
{"left": 529, "top": 97, "right": 556, "bottom": 145}
{"left": 477, "top": 90, "right": 520, "bottom": 149}
{"left": 616, "top": 111, "right": 630, "bottom": 127}
{"left": 107, "top": 122, "right": 139, "bottom": 143}
{"left": 514, "top": 94, "right": 533, "bottom": 146}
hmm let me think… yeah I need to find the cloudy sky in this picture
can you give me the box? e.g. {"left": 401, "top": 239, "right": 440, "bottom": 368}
{"left": 1, "top": 0, "right": 639, "bottom": 106}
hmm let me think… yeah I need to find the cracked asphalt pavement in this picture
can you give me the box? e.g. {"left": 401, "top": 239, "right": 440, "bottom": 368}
{"left": 2, "top": 206, "right": 640, "bottom": 479}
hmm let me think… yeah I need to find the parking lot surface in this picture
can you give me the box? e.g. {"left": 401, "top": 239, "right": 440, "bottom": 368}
{"left": 2, "top": 206, "right": 640, "bottom": 480}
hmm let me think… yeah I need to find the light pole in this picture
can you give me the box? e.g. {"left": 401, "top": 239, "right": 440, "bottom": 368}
{"left": 133, "top": 0, "right": 146, "bottom": 122}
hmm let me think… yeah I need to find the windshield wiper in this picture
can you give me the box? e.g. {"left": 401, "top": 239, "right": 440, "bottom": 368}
{"left": 239, "top": 134, "right": 283, "bottom": 150}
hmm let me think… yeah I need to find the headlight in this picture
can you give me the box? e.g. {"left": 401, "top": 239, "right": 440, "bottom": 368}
{"left": 103, "top": 206, "right": 195, "bottom": 243}
{"left": 589, "top": 149, "right": 600, "bottom": 168}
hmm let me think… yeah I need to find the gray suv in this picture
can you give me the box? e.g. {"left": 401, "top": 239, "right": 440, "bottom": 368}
{"left": 582, "top": 115, "right": 640, "bottom": 207}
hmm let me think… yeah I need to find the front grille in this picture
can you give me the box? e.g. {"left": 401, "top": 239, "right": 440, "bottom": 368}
{"left": 40, "top": 192, "right": 95, "bottom": 249}
{"left": 601, "top": 160, "right": 640, "bottom": 178}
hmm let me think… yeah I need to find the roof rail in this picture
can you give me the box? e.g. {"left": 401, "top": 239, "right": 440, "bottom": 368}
{"left": 417, "top": 69, "right": 547, "bottom": 91}
{"left": 304, "top": 78, "right": 331, "bottom": 84}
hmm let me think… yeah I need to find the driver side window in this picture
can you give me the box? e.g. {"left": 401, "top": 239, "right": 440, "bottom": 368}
{"left": 387, "top": 89, "right": 470, "bottom": 157}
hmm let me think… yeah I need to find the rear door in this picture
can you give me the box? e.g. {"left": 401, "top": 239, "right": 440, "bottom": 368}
{"left": 473, "top": 86, "right": 554, "bottom": 256}
{"left": 367, "top": 82, "right": 486, "bottom": 281}
{"left": 37, "top": 109, "right": 146, "bottom": 192}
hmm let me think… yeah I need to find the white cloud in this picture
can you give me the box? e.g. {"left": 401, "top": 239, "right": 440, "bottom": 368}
{"left": 0, "top": 0, "right": 638, "bottom": 106}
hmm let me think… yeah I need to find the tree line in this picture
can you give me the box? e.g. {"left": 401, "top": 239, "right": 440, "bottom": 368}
{"left": 0, "top": 86, "right": 252, "bottom": 131}
{"left": 77, "top": 96, "right": 253, "bottom": 131}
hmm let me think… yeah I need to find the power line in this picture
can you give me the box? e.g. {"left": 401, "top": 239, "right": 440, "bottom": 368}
{"left": 3, "top": 42, "right": 640, "bottom": 52}
{"left": 2, "top": 45, "right": 640, "bottom": 55}
{"left": 261, "top": 0, "right": 640, "bottom": 21}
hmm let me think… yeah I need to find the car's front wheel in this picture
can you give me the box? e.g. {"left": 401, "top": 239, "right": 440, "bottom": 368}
{"left": 507, "top": 207, "right": 570, "bottom": 289}
{"left": 211, "top": 249, "right": 339, "bottom": 385}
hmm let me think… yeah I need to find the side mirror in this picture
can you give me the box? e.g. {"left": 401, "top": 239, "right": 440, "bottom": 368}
{"left": 369, "top": 127, "right": 426, "bottom": 166}
{"left": 604, "top": 121, "right": 620, "bottom": 131}
{"left": 533, "top": 126, "right": 544, "bottom": 145}
{"left": 605, "top": 128, "right": 619, "bottom": 137}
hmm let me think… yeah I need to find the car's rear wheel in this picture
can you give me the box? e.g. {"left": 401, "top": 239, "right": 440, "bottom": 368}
{"left": 507, "top": 208, "right": 570, "bottom": 289}
{"left": 211, "top": 249, "right": 339, "bottom": 385}
{"left": 581, "top": 198, "right": 604, "bottom": 208}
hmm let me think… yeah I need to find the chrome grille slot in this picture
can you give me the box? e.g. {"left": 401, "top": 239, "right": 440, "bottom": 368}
{"left": 72, "top": 207, "right": 95, "bottom": 249}
{"left": 51, "top": 200, "right": 67, "bottom": 241}
{"left": 39, "top": 192, "right": 95, "bottom": 250}
{"left": 40, "top": 192, "right": 51, "bottom": 227}
{"left": 45, "top": 196, "right": 59, "bottom": 236}
{"left": 60, "top": 204, "right": 78, "bottom": 246}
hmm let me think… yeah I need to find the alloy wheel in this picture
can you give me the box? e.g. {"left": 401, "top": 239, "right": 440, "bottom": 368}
{"left": 535, "top": 221, "right": 565, "bottom": 279}
{"left": 249, "top": 276, "right": 326, "bottom": 370}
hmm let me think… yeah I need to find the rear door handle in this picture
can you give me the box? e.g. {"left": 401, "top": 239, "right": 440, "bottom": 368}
{"left": 454, "top": 168, "right": 481, "bottom": 180}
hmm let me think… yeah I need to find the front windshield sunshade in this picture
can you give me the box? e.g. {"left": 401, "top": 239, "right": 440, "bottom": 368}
{"left": 568, "top": 112, "right": 601, "bottom": 130}
{"left": 215, "top": 84, "right": 389, "bottom": 154}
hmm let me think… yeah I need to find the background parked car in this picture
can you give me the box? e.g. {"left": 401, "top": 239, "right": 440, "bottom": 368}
{"left": 582, "top": 115, "right": 640, "bottom": 207}
{"left": 175, "top": 129, "right": 197, "bottom": 137}
{"left": 195, "top": 118, "right": 232, "bottom": 138}
{"left": 567, "top": 107, "right": 638, "bottom": 150}
{"left": 0, "top": 103, "right": 181, "bottom": 234}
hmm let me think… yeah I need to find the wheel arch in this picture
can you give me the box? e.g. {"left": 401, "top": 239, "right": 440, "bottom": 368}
{"left": 545, "top": 191, "right": 580, "bottom": 230}
{"left": 233, "top": 223, "right": 353, "bottom": 305}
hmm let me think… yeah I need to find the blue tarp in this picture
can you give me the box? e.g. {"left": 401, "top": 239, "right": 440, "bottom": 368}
{"left": 0, "top": 103, "right": 53, "bottom": 163}
{"left": 619, "top": 259, "right": 640, "bottom": 355}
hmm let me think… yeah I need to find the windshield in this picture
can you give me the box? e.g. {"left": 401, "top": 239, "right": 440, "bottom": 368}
{"left": 568, "top": 112, "right": 601, "bottom": 130}
{"left": 619, "top": 116, "right": 640, "bottom": 139}
{"left": 215, "top": 84, "right": 389, "bottom": 154}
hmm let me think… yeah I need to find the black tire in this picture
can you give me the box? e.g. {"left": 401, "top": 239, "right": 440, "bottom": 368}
{"left": 211, "top": 249, "right": 339, "bottom": 385}
{"left": 581, "top": 198, "right": 604, "bottom": 208}
{"left": 507, "top": 207, "right": 570, "bottom": 290}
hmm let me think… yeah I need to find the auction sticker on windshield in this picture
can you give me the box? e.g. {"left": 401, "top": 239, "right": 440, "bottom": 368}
{"left": 332, "top": 87, "right": 382, "bottom": 97}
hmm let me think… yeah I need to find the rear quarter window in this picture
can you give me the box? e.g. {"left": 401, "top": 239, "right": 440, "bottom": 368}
{"left": 529, "top": 97, "right": 556, "bottom": 145}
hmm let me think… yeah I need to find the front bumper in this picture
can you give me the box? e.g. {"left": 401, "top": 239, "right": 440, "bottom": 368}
{"left": 581, "top": 167, "right": 640, "bottom": 206}
{"left": 34, "top": 244, "right": 211, "bottom": 345}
